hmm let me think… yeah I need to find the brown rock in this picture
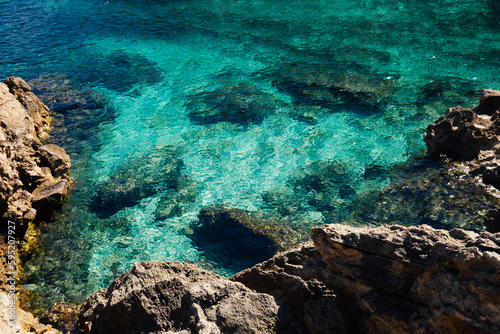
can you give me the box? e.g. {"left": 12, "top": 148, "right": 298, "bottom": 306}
{"left": 4, "top": 77, "right": 50, "bottom": 136}
{"left": 311, "top": 224, "right": 500, "bottom": 334}
{"left": 38, "top": 144, "right": 71, "bottom": 177}
{"left": 79, "top": 261, "right": 304, "bottom": 334}
{"left": 474, "top": 89, "right": 500, "bottom": 116}
{"left": 424, "top": 106, "right": 499, "bottom": 160}
{"left": 0, "top": 77, "right": 74, "bottom": 233}
{"left": 232, "top": 242, "right": 354, "bottom": 333}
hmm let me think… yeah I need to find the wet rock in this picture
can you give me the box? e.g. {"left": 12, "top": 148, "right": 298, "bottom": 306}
{"left": 0, "top": 77, "right": 74, "bottom": 236}
{"left": 186, "top": 83, "right": 282, "bottom": 125}
{"left": 40, "top": 302, "right": 81, "bottom": 333}
{"left": 79, "top": 261, "right": 304, "bottom": 334}
{"left": 91, "top": 148, "right": 183, "bottom": 218}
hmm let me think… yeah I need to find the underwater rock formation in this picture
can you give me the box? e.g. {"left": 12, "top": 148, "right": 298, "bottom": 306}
{"left": 191, "top": 205, "right": 300, "bottom": 273}
{"left": 80, "top": 224, "right": 500, "bottom": 334}
{"left": 79, "top": 261, "right": 303, "bottom": 334}
{"left": 186, "top": 83, "right": 282, "bottom": 126}
{"left": 0, "top": 77, "right": 74, "bottom": 236}
{"left": 91, "top": 147, "right": 184, "bottom": 218}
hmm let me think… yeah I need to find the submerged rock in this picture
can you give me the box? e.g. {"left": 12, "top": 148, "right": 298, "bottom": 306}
{"left": 265, "top": 61, "right": 395, "bottom": 115}
{"left": 191, "top": 205, "right": 299, "bottom": 273}
{"left": 186, "top": 83, "right": 282, "bottom": 126}
{"left": 91, "top": 148, "right": 184, "bottom": 218}
{"left": 79, "top": 261, "right": 303, "bottom": 334}
{"left": 0, "top": 77, "right": 74, "bottom": 236}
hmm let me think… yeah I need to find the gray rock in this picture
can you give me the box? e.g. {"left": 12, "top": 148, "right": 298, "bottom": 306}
{"left": 79, "top": 261, "right": 304, "bottom": 334}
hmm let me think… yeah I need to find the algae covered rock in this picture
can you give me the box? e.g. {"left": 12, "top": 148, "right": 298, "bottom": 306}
{"left": 91, "top": 147, "right": 184, "bottom": 218}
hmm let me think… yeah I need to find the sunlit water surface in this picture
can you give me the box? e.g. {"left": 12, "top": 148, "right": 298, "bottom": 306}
{"left": 1, "top": 0, "right": 500, "bottom": 308}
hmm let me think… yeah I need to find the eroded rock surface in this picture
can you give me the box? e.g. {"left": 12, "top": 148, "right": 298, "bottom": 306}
{"left": 0, "top": 77, "right": 74, "bottom": 236}
{"left": 79, "top": 261, "right": 303, "bottom": 334}
{"left": 80, "top": 224, "right": 499, "bottom": 334}
{"left": 311, "top": 224, "right": 500, "bottom": 334}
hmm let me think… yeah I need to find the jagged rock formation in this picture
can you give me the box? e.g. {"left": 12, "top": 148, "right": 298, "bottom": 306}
{"left": 0, "top": 77, "right": 74, "bottom": 236}
{"left": 80, "top": 224, "right": 499, "bottom": 334}
{"left": 424, "top": 88, "right": 500, "bottom": 232}
{"left": 79, "top": 261, "right": 303, "bottom": 334}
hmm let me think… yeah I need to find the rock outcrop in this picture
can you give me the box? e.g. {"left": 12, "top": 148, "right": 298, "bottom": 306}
{"left": 80, "top": 224, "right": 500, "bottom": 334}
{"left": 424, "top": 88, "right": 500, "bottom": 231}
{"left": 0, "top": 77, "right": 74, "bottom": 236}
{"left": 79, "top": 261, "right": 303, "bottom": 334}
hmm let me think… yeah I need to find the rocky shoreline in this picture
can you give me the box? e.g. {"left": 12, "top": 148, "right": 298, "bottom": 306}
{"left": 1, "top": 79, "right": 500, "bottom": 333}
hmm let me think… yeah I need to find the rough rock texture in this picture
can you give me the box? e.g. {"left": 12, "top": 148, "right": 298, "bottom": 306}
{"left": 0, "top": 77, "right": 74, "bottom": 236}
{"left": 232, "top": 242, "right": 355, "bottom": 333}
{"left": 79, "top": 261, "right": 303, "bottom": 334}
{"left": 80, "top": 224, "right": 499, "bottom": 334}
{"left": 424, "top": 88, "right": 500, "bottom": 229}
{"left": 234, "top": 224, "right": 500, "bottom": 334}
{"left": 311, "top": 224, "right": 500, "bottom": 334}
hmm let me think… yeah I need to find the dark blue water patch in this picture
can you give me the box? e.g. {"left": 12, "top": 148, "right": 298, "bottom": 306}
{"left": 190, "top": 206, "right": 277, "bottom": 274}
{"left": 28, "top": 75, "right": 116, "bottom": 155}
{"left": 81, "top": 51, "right": 164, "bottom": 94}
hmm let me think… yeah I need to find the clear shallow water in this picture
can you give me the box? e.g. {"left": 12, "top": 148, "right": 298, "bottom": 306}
{"left": 2, "top": 0, "right": 500, "bottom": 308}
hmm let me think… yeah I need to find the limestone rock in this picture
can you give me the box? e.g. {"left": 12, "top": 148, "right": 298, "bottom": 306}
{"left": 424, "top": 105, "right": 500, "bottom": 160}
{"left": 38, "top": 144, "right": 71, "bottom": 178}
{"left": 0, "top": 77, "right": 74, "bottom": 236}
{"left": 79, "top": 261, "right": 304, "bottom": 334}
{"left": 311, "top": 224, "right": 500, "bottom": 334}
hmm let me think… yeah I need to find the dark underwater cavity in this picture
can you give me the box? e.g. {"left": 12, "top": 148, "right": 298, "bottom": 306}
{"left": 190, "top": 206, "right": 278, "bottom": 274}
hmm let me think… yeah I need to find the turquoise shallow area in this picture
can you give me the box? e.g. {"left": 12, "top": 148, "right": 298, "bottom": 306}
{"left": 1, "top": 0, "right": 500, "bottom": 307}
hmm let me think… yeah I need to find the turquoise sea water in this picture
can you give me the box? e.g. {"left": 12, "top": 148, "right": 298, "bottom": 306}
{"left": 2, "top": 0, "right": 500, "bottom": 308}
